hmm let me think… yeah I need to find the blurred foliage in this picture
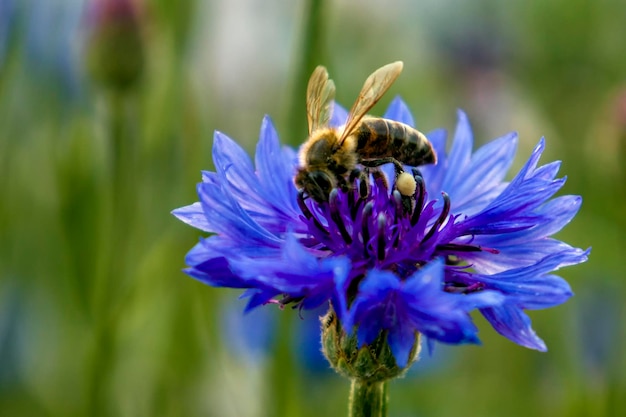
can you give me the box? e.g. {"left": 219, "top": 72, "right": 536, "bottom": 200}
{"left": 0, "top": 0, "right": 624, "bottom": 416}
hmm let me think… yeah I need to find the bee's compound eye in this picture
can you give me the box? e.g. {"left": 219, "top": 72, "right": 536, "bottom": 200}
{"left": 396, "top": 172, "right": 417, "bottom": 196}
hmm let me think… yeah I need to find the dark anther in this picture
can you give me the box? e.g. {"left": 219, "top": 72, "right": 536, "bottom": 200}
{"left": 423, "top": 192, "right": 450, "bottom": 243}
{"left": 348, "top": 169, "right": 362, "bottom": 220}
{"left": 349, "top": 168, "right": 362, "bottom": 183}
{"left": 411, "top": 168, "right": 423, "bottom": 180}
{"left": 410, "top": 176, "right": 425, "bottom": 226}
{"left": 359, "top": 173, "right": 370, "bottom": 200}
{"left": 361, "top": 202, "right": 373, "bottom": 258}
{"left": 278, "top": 294, "right": 305, "bottom": 308}
{"left": 401, "top": 195, "right": 412, "bottom": 216}
{"left": 392, "top": 190, "right": 403, "bottom": 218}
{"left": 330, "top": 188, "right": 352, "bottom": 244}
{"left": 347, "top": 185, "right": 355, "bottom": 215}
{"left": 297, "top": 190, "right": 313, "bottom": 219}
{"left": 391, "top": 190, "right": 404, "bottom": 248}
{"left": 437, "top": 243, "right": 483, "bottom": 252}
{"left": 372, "top": 169, "right": 389, "bottom": 192}
{"left": 297, "top": 190, "right": 329, "bottom": 235}
{"left": 377, "top": 213, "right": 387, "bottom": 261}
{"left": 447, "top": 282, "right": 485, "bottom": 294}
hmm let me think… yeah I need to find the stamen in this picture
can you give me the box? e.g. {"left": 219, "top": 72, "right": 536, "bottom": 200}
{"left": 277, "top": 294, "right": 305, "bottom": 308}
{"left": 354, "top": 172, "right": 370, "bottom": 221}
{"left": 359, "top": 173, "right": 369, "bottom": 199}
{"left": 392, "top": 190, "right": 403, "bottom": 248}
{"left": 377, "top": 213, "right": 387, "bottom": 261}
{"left": 347, "top": 170, "right": 359, "bottom": 215}
{"left": 392, "top": 190, "right": 403, "bottom": 221}
{"left": 436, "top": 243, "right": 483, "bottom": 252}
{"left": 349, "top": 169, "right": 365, "bottom": 220}
{"left": 349, "top": 168, "right": 362, "bottom": 183}
{"left": 410, "top": 176, "right": 425, "bottom": 226}
{"left": 446, "top": 282, "right": 485, "bottom": 294}
{"left": 401, "top": 195, "right": 413, "bottom": 216}
{"left": 330, "top": 188, "right": 352, "bottom": 244}
{"left": 423, "top": 192, "right": 450, "bottom": 243}
{"left": 361, "top": 202, "right": 373, "bottom": 259}
{"left": 372, "top": 169, "right": 388, "bottom": 192}
{"left": 297, "top": 190, "right": 329, "bottom": 235}
{"left": 347, "top": 185, "right": 355, "bottom": 211}
{"left": 297, "top": 190, "right": 312, "bottom": 219}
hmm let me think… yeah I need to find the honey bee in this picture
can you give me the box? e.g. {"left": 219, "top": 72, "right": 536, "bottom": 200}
{"left": 295, "top": 61, "right": 437, "bottom": 203}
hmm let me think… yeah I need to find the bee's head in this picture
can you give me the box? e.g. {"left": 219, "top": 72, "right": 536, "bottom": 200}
{"left": 295, "top": 169, "right": 334, "bottom": 203}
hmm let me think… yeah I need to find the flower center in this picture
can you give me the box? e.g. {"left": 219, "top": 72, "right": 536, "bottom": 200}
{"left": 297, "top": 169, "right": 455, "bottom": 276}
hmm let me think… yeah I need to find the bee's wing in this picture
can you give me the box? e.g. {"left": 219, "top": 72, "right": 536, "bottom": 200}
{"left": 339, "top": 61, "right": 403, "bottom": 143}
{"left": 306, "top": 65, "right": 336, "bottom": 134}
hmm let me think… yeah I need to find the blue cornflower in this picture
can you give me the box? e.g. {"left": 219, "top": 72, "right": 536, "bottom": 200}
{"left": 173, "top": 98, "right": 588, "bottom": 367}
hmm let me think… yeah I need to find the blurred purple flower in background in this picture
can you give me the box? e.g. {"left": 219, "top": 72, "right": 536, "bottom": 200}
{"left": 221, "top": 297, "right": 277, "bottom": 366}
{"left": 174, "top": 97, "right": 588, "bottom": 367}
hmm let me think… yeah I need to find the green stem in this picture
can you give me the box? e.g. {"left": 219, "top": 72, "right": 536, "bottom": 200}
{"left": 349, "top": 379, "right": 388, "bottom": 417}
{"left": 88, "top": 91, "right": 135, "bottom": 417}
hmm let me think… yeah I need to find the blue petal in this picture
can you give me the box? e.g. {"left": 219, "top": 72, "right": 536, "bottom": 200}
{"left": 464, "top": 239, "right": 584, "bottom": 274}
{"left": 420, "top": 128, "right": 449, "bottom": 194}
{"left": 479, "top": 272, "right": 573, "bottom": 309}
{"left": 441, "top": 110, "right": 473, "bottom": 193}
{"left": 212, "top": 131, "right": 257, "bottom": 196}
{"left": 449, "top": 132, "right": 518, "bottom": 215}
{"left": 473, "top": 195, "right": 582, "bottom": 248}
{"left": 197, "top": 182, "right": 282, "bottom": 245}
{"left": 230, "top": 233, "right": 350, "bottom": 309}
{"left": 384, "top": 96, "right": 415, "bottom": 126}
{"left": 184, "top": 257, "right": 248, "bottom": 288}
{"left": 171, "top": 202, "right": 212, "bottom": 232}
{"left": 212, "top": 132, "right": 278, "bottom": 219}
{"left": 481, "top": 305, "right": 547, "bottom": 351}
{"left": 254, "top": 116, "right": 300, "bottom": 215}
{"left": 388, "top": 322, "right": 417, "bottom": 368}
{"left": 456, "top": 175, "right": 568, "bottom": 236}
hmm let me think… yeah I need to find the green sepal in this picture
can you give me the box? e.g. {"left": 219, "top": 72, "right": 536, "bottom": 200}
{"left": 321, "top": 305, "right": 420, "bottom": 383}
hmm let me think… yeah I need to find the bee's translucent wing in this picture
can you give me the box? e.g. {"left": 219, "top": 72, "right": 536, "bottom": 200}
{"left": 306, "top": 66, "right": 336, "bottom": 134}
{"left": 339, "top": 61, "right": 403, "bottom": 143}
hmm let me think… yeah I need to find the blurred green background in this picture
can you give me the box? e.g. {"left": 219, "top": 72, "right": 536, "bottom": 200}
{"left": 0, "top": 0, "right": 624, "bottom": 416}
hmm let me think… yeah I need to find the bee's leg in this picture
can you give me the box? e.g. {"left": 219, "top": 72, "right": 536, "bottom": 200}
{"left": 361, "top": 157, "right": 405, "bottom": 178}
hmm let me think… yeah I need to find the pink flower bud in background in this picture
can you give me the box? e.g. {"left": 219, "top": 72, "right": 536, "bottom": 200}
{"left": 84, "top": 0, "right": 144, "bottom": 91}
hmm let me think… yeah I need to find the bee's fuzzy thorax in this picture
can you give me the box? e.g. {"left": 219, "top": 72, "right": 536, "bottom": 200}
{"left": 297, "top": 127, "right": 337, "bottom": 168}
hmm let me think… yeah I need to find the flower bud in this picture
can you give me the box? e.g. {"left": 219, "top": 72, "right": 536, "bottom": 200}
{"left": 321, "top": 306, "right": 420, "bottom": 383}
{"left": 84, "top": 0, "right": 144, "bottom": 91}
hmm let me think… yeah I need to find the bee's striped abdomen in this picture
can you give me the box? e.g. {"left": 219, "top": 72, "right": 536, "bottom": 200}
{"left": 354, "top": 118, "right": 436, "bottom": 167}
